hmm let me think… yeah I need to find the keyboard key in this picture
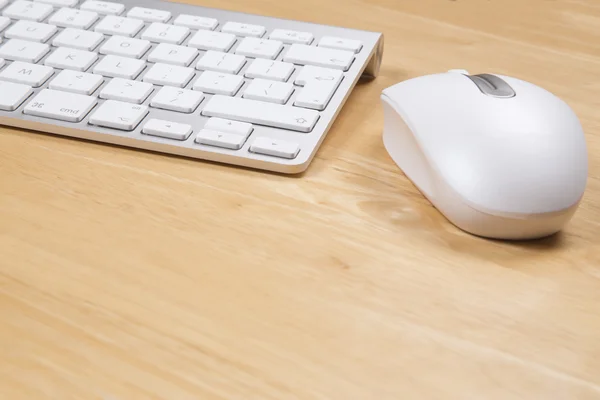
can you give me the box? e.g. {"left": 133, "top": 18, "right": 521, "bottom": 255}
{"left": 221, "top": 22, "right": 265, "bottom": 38}
{"left": 49, "top": 69, "right": 104, "bottom": 95}
{"left": 202, "top": 95, "right": 319, "bottom": 133}
{"left": 23, "top": 89, "right": 97, "bottom": 122}
{"left": 52, "top": 28, "right": 104, "bottom": 51}
{"left": 44, "top": 47, "right": 98, "bottom": 71}
{"left": 283, "top": 44, "right": 354, "bottom": 71}
{"left": 318, "top": 36, "right": 362, "bottom": 53}
{"left": 99, "top": 35, "right": 150, "bottom": 58}
{"left": 0, "top": 61, "right": 53, "bottom": 86}
{"left": 143, "top": 63, "right": 194, "bottom": 88}
{"left": 126, "top": 7, "right": 170, "bottom": 23}
{"left": 192, "top": 71, "right": 243, "bottom": 96}
{"left": 150, "top": 86, "right": 203, "bottom": 113}
{"left": 5, "top": 20, "right": 57, "bottom": 43}
{"left": 294, "top": 65, "right": 343, "bottom": 86}
{"left": 173, "top": 14, "right": 217, "bottom": 31}
{"left": 147, "top": 43, "right": 197, "bottom": 67}
{"left": 249, "top": 137, "right": 300, "bottom": 159}
{"left": 195, "top": 50, "right": 245, "bottom": 74}
{"left": 235, "top": 37, "right": 283, "bottom": 60}
{"left": 188, "top": 30, "right": 236, "bottom": 52}
{"left": 0, "top": 81, "right": 33, "bottom": 111}
{"left": 293, "top": 66, "right": 343, "bottom": 110}
{"left": 99, "top": 77, "right": 153, "bottom": 104}
{"left": 93, "top": 54, "right": 146, "bottom": 79}
{"left": 0, "top": 39, "right": 50, "bottom": 63}
{"left": 49, "top": 8, "right": 99, "bottom": 29}
{"left": 244, "top": 59, "right": 294, "bottom": 82}
{"left": 80, "top": 0, "right": 125, "bottom": 15}
{"left": 141, "top": 22, "right": 189, "bottom": 45}
{"left": 195, "top": 129, "right": 248, "bottom": 150}
{"left": 34, "top": 0, "right": 78, "bottom": 6}
{"left": 0, "top": 16, "right": 9, "bottom": 33}
{"left": 89, "top": 100, "right": 148, "bottom": 131}
{"left": 243, "top": 78, "right": 293, "bottom": 104}
{"left": 24, "top": 88, "right": 97, "bottom": 122}
{"left": 142, "top": 119, "right": 192, "bottom": 140}
{"left": 95, "top": 15, "right": 144, "bottom": 37}
{"left": 294, "top": 79, "right": 341, "bottom": 111}
{"left": 3, "top": 1, "right": 53, "bottom": 22}
{"left": 269, "top": 29, "right": 313, "bottom": 45}
{"left": 204, "top": 117, "right": 252, "bottom": 136}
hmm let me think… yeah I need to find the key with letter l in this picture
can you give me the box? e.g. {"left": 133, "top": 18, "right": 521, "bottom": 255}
{"left": 93, "top": 54, "right": 146, "bottom": 79}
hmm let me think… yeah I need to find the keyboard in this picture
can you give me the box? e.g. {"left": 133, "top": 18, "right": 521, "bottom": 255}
{"left": 0, "top": 0, "right": 384, "bottom": 173}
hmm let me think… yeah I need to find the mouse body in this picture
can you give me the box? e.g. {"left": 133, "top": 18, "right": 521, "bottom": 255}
{"left": 381, "top": 70, "right": 588, "bottom": 240}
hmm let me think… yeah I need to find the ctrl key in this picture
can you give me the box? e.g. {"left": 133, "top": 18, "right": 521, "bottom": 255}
{"left": 249, "top": 137, "right": 300, "bottom": 159}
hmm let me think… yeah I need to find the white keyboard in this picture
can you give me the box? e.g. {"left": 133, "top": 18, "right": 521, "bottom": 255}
{"left": 0, "top": 0, "right": 383, "bottom": 173}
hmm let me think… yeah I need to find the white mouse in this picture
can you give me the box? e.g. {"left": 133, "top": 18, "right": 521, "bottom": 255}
{"left": 381, "top": 70, "right": 588, "bottom": 240}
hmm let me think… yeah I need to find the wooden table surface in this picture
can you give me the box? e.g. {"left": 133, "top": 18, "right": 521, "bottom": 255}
{"left": 2, "top": 0, "right": 600, "bottom": 398}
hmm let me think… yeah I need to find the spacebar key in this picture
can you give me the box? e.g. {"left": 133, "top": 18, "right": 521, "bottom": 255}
{"left": 201, "top": 95, "right": 319, "bottom": 133}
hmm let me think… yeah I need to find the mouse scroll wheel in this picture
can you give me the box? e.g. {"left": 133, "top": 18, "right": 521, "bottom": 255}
{"left": 466, "top": 73, "right": 516, "bottom": 98}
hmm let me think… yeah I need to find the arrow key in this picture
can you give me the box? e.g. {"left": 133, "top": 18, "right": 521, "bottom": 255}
{"left": 204, "top": 117, "right": 253, "bottom": 136}
{"left": 195, "top": 129, "right": 249, "bottom": 150}
{"left": 249, "top": 136, "right": 300, "bottom": 160}
{"left": 142, "top": 119, "right": 193, "bottom": 140}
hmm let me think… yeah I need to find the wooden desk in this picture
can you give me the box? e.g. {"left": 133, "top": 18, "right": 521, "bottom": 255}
{"left": 1, "top": 0, "right": 599, "bottom": 398}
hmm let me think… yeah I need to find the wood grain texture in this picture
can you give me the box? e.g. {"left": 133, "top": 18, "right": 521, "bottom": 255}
{"left": 1, "top": 0, "right": 600, "bottom": 398}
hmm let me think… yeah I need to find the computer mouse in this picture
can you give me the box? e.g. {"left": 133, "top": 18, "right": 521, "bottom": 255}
{"left": 381, "top": 70, "right": 588, "bottom": 240}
